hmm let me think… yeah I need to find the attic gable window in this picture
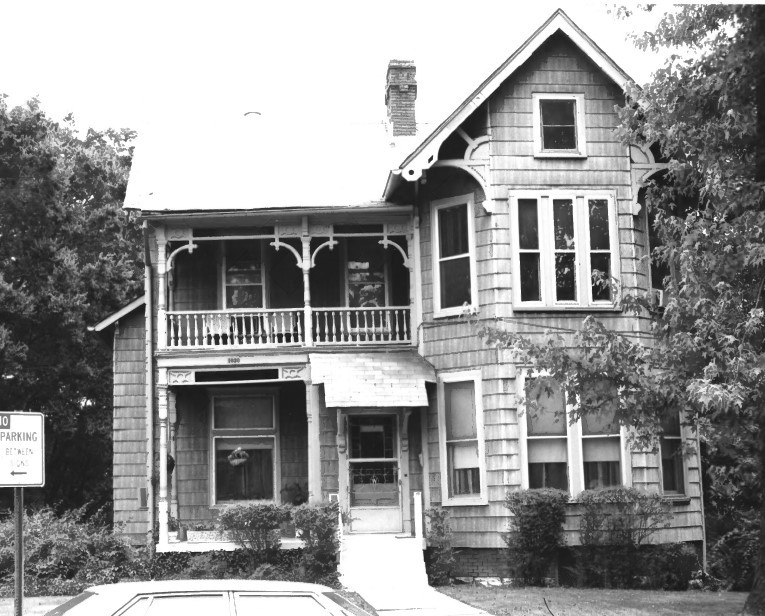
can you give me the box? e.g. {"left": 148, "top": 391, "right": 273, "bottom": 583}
{"left": 532, "top": 93, "right": 587, "bottom": 158}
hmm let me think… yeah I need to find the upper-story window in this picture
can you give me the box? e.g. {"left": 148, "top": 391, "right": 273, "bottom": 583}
{"left": 510, "top": 191, "right": 618, "bottom": 310}
{"left": 224, "top": 240, "right": 264, "bottom": 309}
{"left": 532, "top": 93, "right": 587, "bottom": 158}
{"left": 345, "top": 238, "right": 387, "bottom": 308}
{"left": 431, "top": 194, "right": 478, "bottom": 318}
{"left": 660, "top": 412, "right": 686, "bottom": 496}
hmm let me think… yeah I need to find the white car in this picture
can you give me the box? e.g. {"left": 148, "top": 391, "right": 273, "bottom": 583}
{"left": 44, "top": 580, "right": 373, "bottom": 616}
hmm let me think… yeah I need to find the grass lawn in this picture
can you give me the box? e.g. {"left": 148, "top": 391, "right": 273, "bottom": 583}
{"left": 439, "top": 585, "right": 748, "bottom": 616}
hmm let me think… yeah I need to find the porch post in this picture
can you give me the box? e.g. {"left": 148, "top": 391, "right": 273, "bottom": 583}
{"left": 157, "top": 380, "right": 169, "bottom": 547}
{"left": 306, "top": 381, "right": 322, "bottom": 503}
{"left": 168, "top": 389, "right": 178, "bottom": 520}
{"left": 155, "top": 227, "right": 168, "bottom": 351}
{"left": 301, "top": 217, "right": 314, "bottom": 346}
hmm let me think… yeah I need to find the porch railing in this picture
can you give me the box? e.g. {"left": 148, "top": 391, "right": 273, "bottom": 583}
{"left": 164, "top": 306, "right": 411, "bottom": 348}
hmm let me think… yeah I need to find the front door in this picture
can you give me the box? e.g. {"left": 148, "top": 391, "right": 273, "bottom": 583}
{"left": 347, "top": 414, "right": 402, "bottom": 533}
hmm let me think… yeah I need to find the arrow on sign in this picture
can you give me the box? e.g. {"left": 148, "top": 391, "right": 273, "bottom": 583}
{"left": 10, "top": 471, "right": 27, "bottom": 476}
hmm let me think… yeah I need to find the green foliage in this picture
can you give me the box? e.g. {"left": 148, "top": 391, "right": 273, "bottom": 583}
{"left": 709, "top": 517, "right": 760, "bottom": 591}
{"left": 218, "top": 502, "right": 291, "bottom": 566}
{"left": 424, "top": 506, "right": 455, "bottom": 586}
{"left": 292, "top": 502, "right": 340, "bottom": 583}
{"left": 0, "top": 97, "right": 142, "bottom": 514}
{"left": 0, "top": 507, "right": 141, "bottom": 596}
{"left": 576, "top": 487, "right": 672, "bottom": 588}
{"left": 504, "top": 489, "right": 568, "bottom": 585}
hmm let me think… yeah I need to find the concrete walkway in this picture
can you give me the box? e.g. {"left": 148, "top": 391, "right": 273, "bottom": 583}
{"left": 339, "top": 534, "right": 488, "bottom": 616}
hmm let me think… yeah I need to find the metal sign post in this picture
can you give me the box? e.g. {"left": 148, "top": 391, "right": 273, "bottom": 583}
{"left": 0, "top": 412, "right": 45, "bottom": 616}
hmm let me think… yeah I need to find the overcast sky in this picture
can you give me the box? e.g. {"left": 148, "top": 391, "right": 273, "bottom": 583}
{"left": 0, "top": 1, "right": 668, "bottom": 134}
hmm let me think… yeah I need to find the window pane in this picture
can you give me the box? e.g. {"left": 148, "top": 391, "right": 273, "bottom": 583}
{"left": 582, "top": 437, "right": 620, "bottom": 462}
{"left": 661, "top": 438, "right": 685, "bottom": 493}
{"left": 349, "top": 416, "right": 395, "bottom": 459}
{"left": 226, "top": 285, "right": 263, "bottom": 308}
{"left": 236, "top": 594, "right": 327, "bottom": 616}
{"left": 542, "top": 126, "right": 577, "bottom": 150}
{"left": 590, "top": 253, "right": 611, "bottom": 301}
{"left": 449, "top": 442, "right": 481, "bottom": 496}
{"left": 518, "top": 199, "right": 539, "bottom": 249}
{"left": 445, "top": 382, "right": 476, "bottom": 440}
{"left": 555, "top": 253, "right": 577, "bottom": 301}
{"left": 541, "top": 99, "right": 576, "bottom": 125}
{"left": 214, "top": 397, "right": 273, "bottom": 429}
{"left": 553, "top": 199, "right": 575, "bottom": 250}
{"left": 581, "top": 387, "right": 618, "bottom": 435}
{"left": 440, "top": 255, "right": 471, "bottom": 308}
{"left": 347, "top": 238, "right": 386, "bottom": 307}
{"left": 145, "top": 595, "right": 227, "bottom": 616}
{"left": 215, "top": 440, "right": 273, "bottom": 501}
{"left": 438, "top": 204, "right": 469, "bottom": 258}
{"left": 526, "top": 380, "right": 566, "bottom": 436}
{"left": 350, "top": 461, "right": 399, "bottom": 506}
{"left": 661, "top": 413, "right": 681, "bottom": 436}
{"left": 519, "top": 254, "right": 541, "bottom": 302}
{"left": 529, "top": 462, "right": 568, "bottom": 490}
{"left": 452, "top": 466, "right": 481, "bottom": 496}
{"left": 528, "top": 438, "right": 567, "bottom": 463}
{"left": 226, "top": 241, "right": 261, "bottom": 284}
{"left": 583, "top": 461, "right": 621, "bottom": 489}
{"left": 588, "top": 199, "right": 610, "bottom": 250}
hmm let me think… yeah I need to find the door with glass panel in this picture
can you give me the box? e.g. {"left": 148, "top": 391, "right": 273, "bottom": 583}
{"left": 347, "top": 414, "right": 402, "bottom": 533}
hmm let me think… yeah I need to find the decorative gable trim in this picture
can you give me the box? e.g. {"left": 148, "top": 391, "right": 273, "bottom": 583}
{"left": 389, "top": 9, "right": 634, "bottom": 187}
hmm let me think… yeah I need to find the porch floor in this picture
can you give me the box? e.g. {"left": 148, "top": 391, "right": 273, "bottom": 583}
{"left": 339, "top": 534, "right": 487, "bottom": 616}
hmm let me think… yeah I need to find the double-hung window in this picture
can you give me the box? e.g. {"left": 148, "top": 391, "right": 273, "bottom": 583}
{"left": 431, "top": 194, "right": 477, "bottom": 317}
{"left": 532, "top": 93, "right": 587, "bottom": 158}
{"left": 660, "top": 412, "right": 686, "bottom": 495}
{"left": 437, "top": 370, "right": 487, "bottom": 505}
{"left": 211, "top": 393, "right": 278, "bottom": 504}
{"left": 511, "top": 191, "right": 618, "bottom": 309}
{"left": 520, "top": 374, "right": 627, "bottom": 495}
{"left": 223, "top": 240, "right": 264, "bottom": 309}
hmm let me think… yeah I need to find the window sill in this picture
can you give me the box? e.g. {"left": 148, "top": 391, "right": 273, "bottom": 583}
{"left": 533, "top": 151, "right": 587, "bottom": 159}
{"left": 512, "top": 304, "right": 621, "bottom": 313}
{"left": 442, "top": 496, "right": 488, "bottom": 507}
{"left": 433, "top": 305, "right": 479, "bottom": 320}
{"left": 664, "top": 495, "right": 691, "bottom": 506}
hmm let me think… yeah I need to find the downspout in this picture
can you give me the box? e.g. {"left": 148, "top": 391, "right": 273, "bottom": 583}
{"left": 143, "top": 222, "right": 155, "bottom": 546}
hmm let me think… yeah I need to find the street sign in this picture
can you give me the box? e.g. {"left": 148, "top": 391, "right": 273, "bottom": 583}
{"left": 0, "top": 412, "right": 45, "bottom": 487}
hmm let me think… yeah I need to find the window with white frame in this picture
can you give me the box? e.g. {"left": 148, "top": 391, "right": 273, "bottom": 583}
{"left": 431, "top": 195, "right": 477, "bottom": 317}
{"left": 660, "top": 412, "right": 685, "bottom": 495}
{"left": 520, "top": 375, "right": 626, "bottom": 495}
{"left": 511, "top": 191, "right": 618, "bottom": 309}
{"left": 211, "top": 394, "right": 278, "bottom": 504}
{"left": 438, "top": 371, "right": 487, "bottom": 505}
{"left": 532, "top": 93, "right": 587, "bottom": 157}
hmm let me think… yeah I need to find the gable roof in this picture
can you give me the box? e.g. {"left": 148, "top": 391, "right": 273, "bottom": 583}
{"left": 387, "top": 9, "right": 635, "bottom": 189}
{"left": 89, "top": 295, "right": 146, "bottom": 332}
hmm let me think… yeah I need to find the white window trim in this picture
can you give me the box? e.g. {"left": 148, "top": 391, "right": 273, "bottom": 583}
{"left": 437, "top": 369, "right": 488, "bottom": 506}
{"left": 431, "top": 194, "right": 479, "bottom": 318}
{"left": 532, "top": 92, "right": 587, "bottom": 158}
{"left": 658, "top": 410, "right": 690, "bottom": 498}
{"left": 221, "top": 240, "right": 268, "bottom": 310}
{"left": 517, "top": 372, "right": 631, "bottom": 497}
{"left": 209, "top": 392, "right": 280, "bottom": 506}
{"left": 510, "top": 190, "right": 620, "bottom": 311}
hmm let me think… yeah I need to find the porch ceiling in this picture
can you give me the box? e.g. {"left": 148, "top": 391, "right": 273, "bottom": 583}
{"left": 309, "top": 352, "right": 435, "bottom": 408}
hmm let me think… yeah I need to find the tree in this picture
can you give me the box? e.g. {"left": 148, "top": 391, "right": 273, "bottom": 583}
{"left": 479, "top": 6, "right": 765, "bottom": 613}
{"left": 0, "top": 97, "right": 142, "bottom": 514}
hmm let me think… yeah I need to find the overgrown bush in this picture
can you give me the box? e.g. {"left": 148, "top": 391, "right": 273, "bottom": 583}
{"left": 0, "top": 508, "right": 142, "bottom": 596}
{"left": 576, "top": 487, "right": 671, "bottom": 588}
{"left": 709, "top": 519, "right": 759, "bottom": 591}
{"left": 293, "top": 502, "right": 340, "bottom": 584}
{"left": 505, "top": 488, "right": 569, "bottom": 585}
{"left": 218, "top": 502, "right": 292, "bottom": 568}
{"left": 424, "top": 507, "right": 455, "bottom": 586}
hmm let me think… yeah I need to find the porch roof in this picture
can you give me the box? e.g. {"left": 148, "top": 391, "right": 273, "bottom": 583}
{"left": 309, "top": 351, "right": 436, "bottom": 408}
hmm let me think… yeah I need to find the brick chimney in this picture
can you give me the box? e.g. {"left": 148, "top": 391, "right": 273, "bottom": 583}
{"left": 385, "top": 60, "right": 417, "bottom": 136}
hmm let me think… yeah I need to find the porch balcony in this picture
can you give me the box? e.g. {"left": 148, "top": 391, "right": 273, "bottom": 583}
{"left": 165, "top": 306, "right": 412, "bottom": 349}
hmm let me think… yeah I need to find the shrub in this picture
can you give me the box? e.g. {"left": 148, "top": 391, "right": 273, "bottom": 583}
{"left": 709, "top": 519, "right": 759, "bottom": 591}
{"left": 505, "top": 488, "right": 569, "bottom": 585}
{"left": 576, "top": 487, "right": 671, "bottom": 588}
{"left": 218, "top": 502, "right": 291, "bottom": 568}
{"left": 0, "top": 507, "right": 142, "bottom": 596}
{"left": 424, "top": 507, "right": 455, "bottom": 586}
{"left": 292, "top": 502, "right": 340, "bottom": 583}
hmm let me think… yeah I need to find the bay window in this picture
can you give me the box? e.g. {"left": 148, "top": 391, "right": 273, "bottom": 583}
{"left": 431, "top": 195, "right": 477, "bottom": 317}
{"left": 438, "top": 370, "right": 487, "bottom": 505}
{"left": 511, "top": 191, "right": 618, "bottom": 309}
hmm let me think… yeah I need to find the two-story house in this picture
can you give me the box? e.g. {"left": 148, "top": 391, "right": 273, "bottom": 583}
{"left": 95, "top": 10, "right": 703, "bottom": 577}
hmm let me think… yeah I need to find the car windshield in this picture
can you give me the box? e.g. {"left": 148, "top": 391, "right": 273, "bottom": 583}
{"left": 322, "top": 592, "right": 373, "bottom": 616}
{"left": 44, "top": 592, "right": 95, "bottom": 616}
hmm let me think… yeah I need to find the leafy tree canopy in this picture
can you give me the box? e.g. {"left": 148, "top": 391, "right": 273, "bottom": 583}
{"left": 480, "top": 5, "right": 765, "bottom": 612}
{"left": 0, "top": 96, "right": 142, "bottom": 513}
